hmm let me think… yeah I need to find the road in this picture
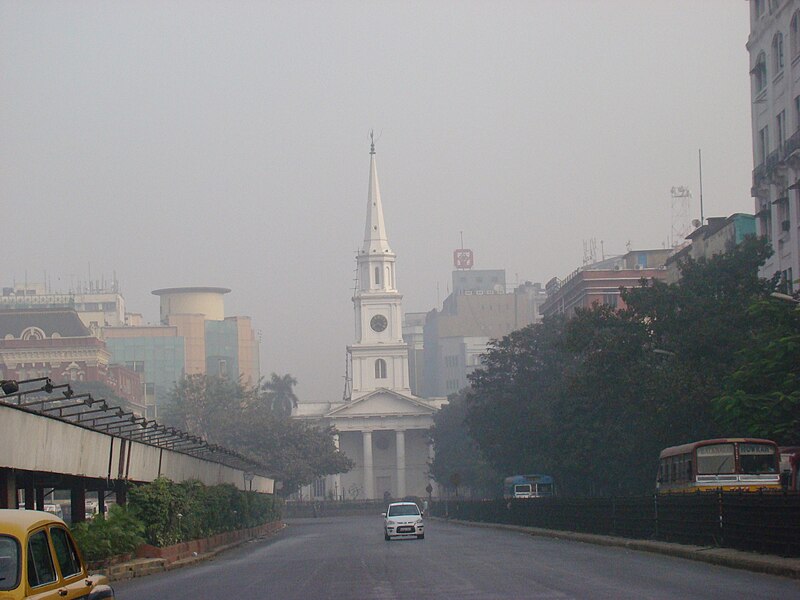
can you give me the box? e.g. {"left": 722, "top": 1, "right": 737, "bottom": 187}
{"left": 115, "top": 516, "right": 800, "bottom": 599}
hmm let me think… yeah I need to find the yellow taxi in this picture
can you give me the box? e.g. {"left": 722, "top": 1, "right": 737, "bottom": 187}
{"left": 0, "top": 509, "right": 113, "bottom": 600}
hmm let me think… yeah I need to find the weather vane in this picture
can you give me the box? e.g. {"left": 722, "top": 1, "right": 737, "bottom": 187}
{"left": 369, "top": 129, "right": 375, "bottom": 155}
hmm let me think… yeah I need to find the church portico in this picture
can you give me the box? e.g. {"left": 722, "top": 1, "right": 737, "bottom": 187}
{"left": 293, "top": 138, "right": 445, "bottom": 501}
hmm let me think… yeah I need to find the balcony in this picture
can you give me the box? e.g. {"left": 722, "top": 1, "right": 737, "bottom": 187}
{"left": 785, "top": 129, "right": 800, "bottom": 159}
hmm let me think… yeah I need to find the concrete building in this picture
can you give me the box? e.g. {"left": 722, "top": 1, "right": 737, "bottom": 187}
{"left": 665, "top": 214, "right": 757, "bottom": 283}
{"left": 540, "top": 249, "right": 671, "bottom": 319}
{"left": 294, "top": 141, "right": 445, "bottom": 501}
{"left": 748, "top": 0, "right": 800, "bottom": 292}
{"left": 402, "top": 312, "right": 427, "bottom": 397}
{"left": 421, "top": 274, "right": 546, "bottom": 397}
{"left": 103, "top": 286, "right": 260, "bottom": 418}
{"left": 0, "top": 280, "right": 127, "bottom": 335}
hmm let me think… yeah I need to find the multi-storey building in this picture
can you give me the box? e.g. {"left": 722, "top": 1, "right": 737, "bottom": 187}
{"left": 0, "top": 308, "right": 146, "bottom": 415}
{"left": 540, "top": 249, "right": 671, "bottom": 320}
{"left": 665, "top": 214, "right": 757, "bottom": 283}
{"left": 421, "top": 273, "right": 546, "bottom": 397}
{"left": 0, "top": 281, "right": 127, "bottom": 334}
{"left": 402, "top": 312, "right": 427, "bottom": 397}
{"left": 103, "top": 286, "right": 260, "bottom": 418}
{"left": 748, "top": 0, "right": 800, "bottom": 292}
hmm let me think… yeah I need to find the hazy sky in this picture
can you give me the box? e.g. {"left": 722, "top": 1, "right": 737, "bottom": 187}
{"left": 1, "top": 1, "right": 753, "bottom": 402}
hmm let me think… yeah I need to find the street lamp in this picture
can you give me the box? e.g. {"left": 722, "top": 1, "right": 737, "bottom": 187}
{"left": 0, "top": 376, "right": 57, "bottom": 396}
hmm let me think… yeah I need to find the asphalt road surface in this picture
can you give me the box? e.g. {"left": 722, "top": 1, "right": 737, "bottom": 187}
{"left": 115, "top": 516, "right": 800, "bottom": 599}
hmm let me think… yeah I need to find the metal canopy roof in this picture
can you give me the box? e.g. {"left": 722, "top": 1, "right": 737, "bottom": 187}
{"left": 0, "top": 379, "right": 270, "bottom": 478}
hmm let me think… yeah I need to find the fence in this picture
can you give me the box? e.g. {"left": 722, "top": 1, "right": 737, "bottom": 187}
{"left": 431, "top": 492, "right": 800, "bottom": 557}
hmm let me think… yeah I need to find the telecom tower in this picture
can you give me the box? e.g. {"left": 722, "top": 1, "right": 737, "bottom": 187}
{"left": 670, "top": 186, "right": 692, "bottom": 248}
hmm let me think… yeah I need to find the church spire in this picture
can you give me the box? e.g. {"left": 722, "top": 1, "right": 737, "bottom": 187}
{"left": 362, "top": 133, "right": 393, "bottom": 255}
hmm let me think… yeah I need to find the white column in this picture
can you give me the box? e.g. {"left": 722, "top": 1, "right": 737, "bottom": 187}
{"left": 427, "top": 439, "right": 436, "bottom": 496}
{"left": 333, "top": 434, "right": 342, "bottom": 500}
{"left": 396, "top": 429, "right": 406, "bottom": 498}
{"left": 363, "top": 430, "right": 374, "bottom": 500}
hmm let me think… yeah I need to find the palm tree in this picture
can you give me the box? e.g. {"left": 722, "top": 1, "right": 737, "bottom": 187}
{"left": 261, "top": 373, "right": 298, "bottom": 417}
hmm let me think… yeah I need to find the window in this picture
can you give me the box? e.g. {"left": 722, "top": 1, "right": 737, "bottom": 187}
{"left": 375, "top": 359, "right": 387, "bottom": 379}
{"left": 0, "top": 536, "right": 20, "bottom": 591}
{"left": 27, "top": 530, "right": 56, "bottom": 587}
{"left": 696, "top": 443, "right": 735, "bottom": 474}
{"left": 777, "top": 111, "right": 787, "bottom": 150}
{"left": 792, "top": 12, "right": 800, "bottom": 58}
{"left": 50, "top": 527, "right": 81, "bottom": 579}
{"left": 218, "top": 359, "right": 228, "bottom": 377}
{"left": 739, "top": 443, "right": 777, "bottom": 474}
{"left": 312, "top": 477, "right": 326, "bottom": 498}
{"left": 773, "top": 32, "right": 785, "bottom": 73}
{"left": 753, "top": 52, "right": 767, "bottom": 93}
{"left": 374, "top": 266, "right": 381, "bottom": 286}
{"left": 758, "top": 125, "right": 770, "bottom": 164}
{"left": 755, "top": 0, "right": 765, "bottom": 19}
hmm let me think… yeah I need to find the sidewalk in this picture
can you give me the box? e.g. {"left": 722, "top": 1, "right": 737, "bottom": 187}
{"left": 101, "top": 523, "right": 286, "bottom": 582}
{"left": 437, "top": 518, "right": 800, "bottom": 580}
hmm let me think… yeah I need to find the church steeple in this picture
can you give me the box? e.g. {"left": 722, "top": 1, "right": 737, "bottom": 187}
{"left": 362, "top": 133, "right": 393, "bottom": 255}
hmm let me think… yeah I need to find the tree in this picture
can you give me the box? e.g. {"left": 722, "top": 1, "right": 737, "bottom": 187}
{"left": 163, "top": 374, "right": 352, "bottom": 496}
{"left": 260, "top": 373, "right": 299, "bottom": 418}
{"left": 429, "top": 389, "right": 501, "bottom": 498}
{"left": 713, "top": 297, "right": 800, "bottom": 444}
{"left": 465, "top": 318, "right": 571, "bottom": 480}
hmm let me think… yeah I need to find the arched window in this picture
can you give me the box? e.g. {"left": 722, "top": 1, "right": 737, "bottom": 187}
{"left": 20, "top": 327, "right": 45, "bottom": 341}
{"left": 792, "top": 12, "right": 800, "bottom": 58}
{"left": 773, "top": 32, "right": 784, "bottom": 73}
{"left": 753, "top": 52, "right": 767, "bottom": 93}
{"left": 375, "top": 358, "right": 387, "bottom": 379}
{"left": 374, "top": 266, "right": 381, "bottom": 286}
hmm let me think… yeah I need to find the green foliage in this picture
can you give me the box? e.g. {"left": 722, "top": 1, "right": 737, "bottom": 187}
{"left": 71, "top": 505, "right": 145, "bottom": 563}
{"left": 460, "top": 236, "right": 798, "bottom": 496}
{"left": 128, "top": 477, "right": 282, "bottom": 546}
{"left": 163, "top": 373, "right": 353, "bottom": 496}
{"left": 429, "top": 389, "right": 501, "bottom": 497}
{"left": 713, "top": 298, "right": 800, "bottom": 444}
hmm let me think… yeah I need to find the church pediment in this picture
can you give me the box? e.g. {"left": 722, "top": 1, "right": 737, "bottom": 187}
{"left": 325, "top": 389, "right": 436, "bottom": 418}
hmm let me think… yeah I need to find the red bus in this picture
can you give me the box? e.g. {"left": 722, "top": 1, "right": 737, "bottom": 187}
{"left": 657, "top": 438, "right": 781, "bottom": 493}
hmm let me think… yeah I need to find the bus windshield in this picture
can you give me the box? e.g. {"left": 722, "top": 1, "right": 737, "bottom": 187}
{"left": 696, "top": 443, "right": 735, "bottom": 474}
{"left": 739, "top": 443, "right": 777, "bottom": 473}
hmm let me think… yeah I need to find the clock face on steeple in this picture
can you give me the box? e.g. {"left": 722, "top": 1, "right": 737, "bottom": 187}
{"left": 370, "top": 314, "right": 388, "bottom": 332}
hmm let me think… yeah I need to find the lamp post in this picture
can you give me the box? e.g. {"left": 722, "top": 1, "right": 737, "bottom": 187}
{"left": 0, "top": 376, "right": 55, "bottom": 396}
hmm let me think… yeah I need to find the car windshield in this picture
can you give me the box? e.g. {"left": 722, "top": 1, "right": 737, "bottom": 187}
{"left": 739, "top": 443, "right": 777, "bottom": 474}
{"left": 0, "top": 536, "right": 20, "bottom": 591}
{"left": 388, "top": 505, "right": 420, "bottom": 517}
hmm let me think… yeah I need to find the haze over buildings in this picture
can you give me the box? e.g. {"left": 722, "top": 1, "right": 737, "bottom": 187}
{"left": 0, "top": 2, "right": 754, "bottom": 402}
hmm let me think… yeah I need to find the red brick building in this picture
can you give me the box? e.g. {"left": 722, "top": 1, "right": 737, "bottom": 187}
{"left": 0, "top": 309, "right": 145, "bottom": 415}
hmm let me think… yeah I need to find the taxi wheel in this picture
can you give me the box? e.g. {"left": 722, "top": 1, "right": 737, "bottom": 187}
{"left": 384, "top": 532, "right": 390, "bottom": 541}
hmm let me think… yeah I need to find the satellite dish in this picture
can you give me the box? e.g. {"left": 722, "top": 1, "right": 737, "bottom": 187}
{"left": 692, "top": 219, "right": 702, "bottom": 228}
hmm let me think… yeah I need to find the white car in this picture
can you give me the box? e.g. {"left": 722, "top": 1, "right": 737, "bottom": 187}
{"left": 383, "top": 501, "right": 424, "bottom": 540}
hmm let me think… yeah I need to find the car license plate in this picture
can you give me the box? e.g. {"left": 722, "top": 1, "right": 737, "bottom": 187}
{"left": 397, "top": 526, "right": 414, "bottom": 533}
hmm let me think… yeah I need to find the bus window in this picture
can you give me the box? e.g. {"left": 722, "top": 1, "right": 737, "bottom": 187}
{"left": 697, "top": 443, "right": 735, "bottom": 474}
{"left": 686, "top": 458, "right": 693, "bottom": 480}
{"left": 739, "top": 443, "right": 778, "bottom": 473}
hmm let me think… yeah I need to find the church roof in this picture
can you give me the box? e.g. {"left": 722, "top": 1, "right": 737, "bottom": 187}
{"left": 362, "top": 138, "right": 393, "bottom": 255}
{"left": 325, "top": 388, "right": 437, "bottom": 418}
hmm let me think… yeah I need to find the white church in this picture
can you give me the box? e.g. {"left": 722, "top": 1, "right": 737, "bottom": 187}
{"left": 294, "top": 140, "right": 446, "bottom": 501}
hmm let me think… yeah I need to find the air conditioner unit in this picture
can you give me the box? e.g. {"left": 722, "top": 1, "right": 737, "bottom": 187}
{"left": 634, "top": 264, "right": 644, "bottom": 270}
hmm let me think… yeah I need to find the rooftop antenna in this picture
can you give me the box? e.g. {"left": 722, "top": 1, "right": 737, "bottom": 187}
{"left": 669, "top": 186, "right": 692, "bottom": 247}
{"left": 698, "top": 149, "right": 705, "bottom": 225}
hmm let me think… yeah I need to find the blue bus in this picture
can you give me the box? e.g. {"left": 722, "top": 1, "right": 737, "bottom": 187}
{"left": 503, "top": 474, "right": 555, "bottom": 499}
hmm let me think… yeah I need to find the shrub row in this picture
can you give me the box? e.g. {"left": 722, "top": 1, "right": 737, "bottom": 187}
{"left": 72, "top": 478, "right": 282, "bottom": 562}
